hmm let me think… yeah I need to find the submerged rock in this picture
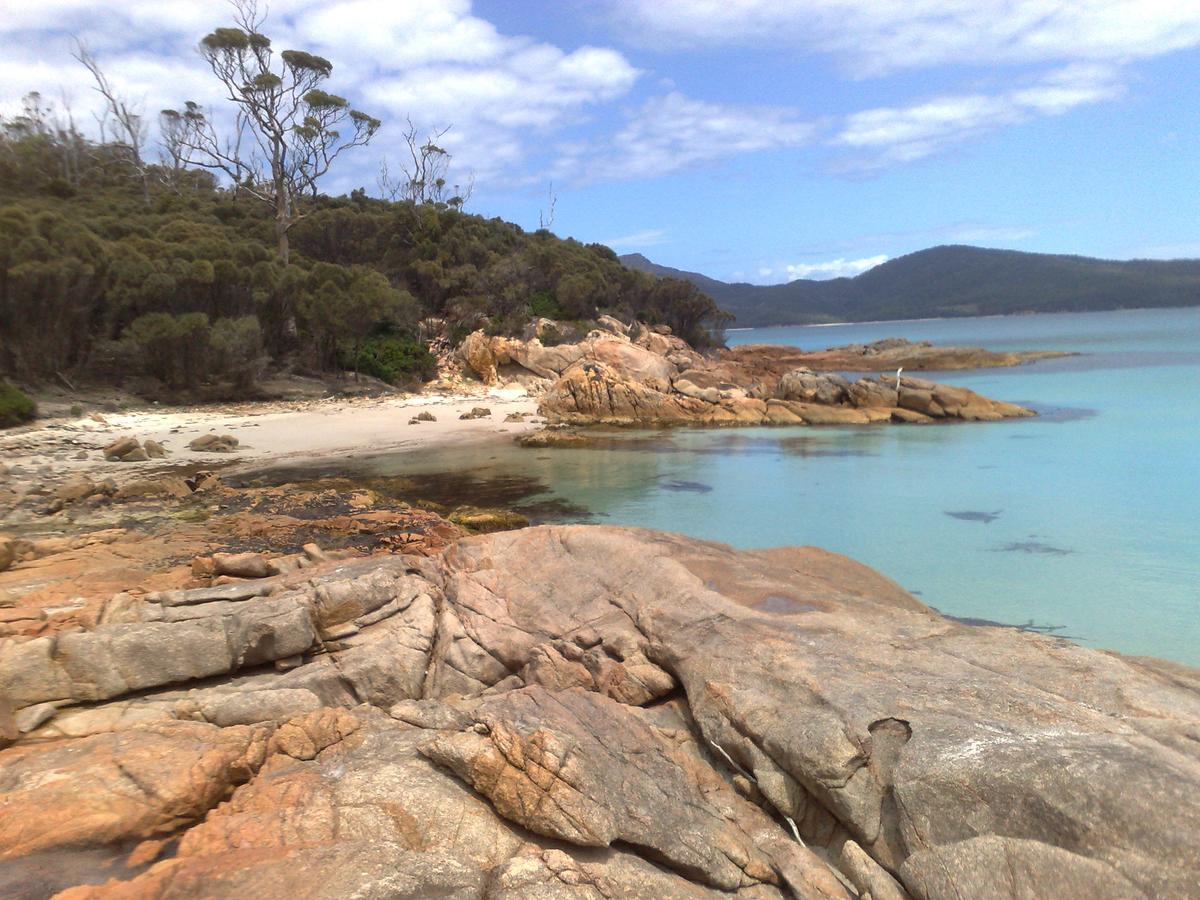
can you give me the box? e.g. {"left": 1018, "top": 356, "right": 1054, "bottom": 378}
{"left": 1, "top": 525, "right": 1196, "bottom": 898}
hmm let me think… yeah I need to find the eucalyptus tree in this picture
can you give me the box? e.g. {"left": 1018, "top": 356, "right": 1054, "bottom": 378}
{"left": 163, "top": 0, "right": 380, "bottom": 262}
{"left": 73, "top": 40, "right": 150, "bottom": 203}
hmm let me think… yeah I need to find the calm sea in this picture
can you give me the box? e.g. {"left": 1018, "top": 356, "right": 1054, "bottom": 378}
{"left": 369, "top": 307, "right": 1200, "bottom": 664}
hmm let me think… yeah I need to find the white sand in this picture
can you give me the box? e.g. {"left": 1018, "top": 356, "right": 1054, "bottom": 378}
{"left": 0, "top": 386, "right": 541, "bottom": 480}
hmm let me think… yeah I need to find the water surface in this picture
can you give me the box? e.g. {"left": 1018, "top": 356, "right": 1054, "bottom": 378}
{"left": 370, "top": 307, "right": 1200, "bottom": 664}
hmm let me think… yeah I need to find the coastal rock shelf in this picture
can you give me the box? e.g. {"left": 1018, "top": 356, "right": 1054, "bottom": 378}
{"left": 2, "top": 525, "right": 1197, "bottom": 898}
{"left": 461, "top": 325, "right": 1036, "bottom": 427}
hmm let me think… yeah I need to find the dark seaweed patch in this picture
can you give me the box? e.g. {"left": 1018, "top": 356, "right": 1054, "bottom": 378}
{"left": 992, "top": 541, "right": 1073, "bottom": 556}
{"left": 659, "top": 479, "right": 714, "bottom": 493}
{"left": 945, "top": 509, "right": 1003, "bottom": 524}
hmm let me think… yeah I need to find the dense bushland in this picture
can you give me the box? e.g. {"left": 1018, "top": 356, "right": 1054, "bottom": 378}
{"left": 0, "top": 113, "right": 726, "bottom": 397}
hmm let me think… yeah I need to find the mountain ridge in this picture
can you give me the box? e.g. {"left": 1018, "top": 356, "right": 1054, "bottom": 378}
{"left": 620, "top": 245, "right": 1200, "bottom": 327}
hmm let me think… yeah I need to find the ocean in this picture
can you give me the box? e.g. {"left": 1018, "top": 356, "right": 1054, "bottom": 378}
{"left": 365, "top": 307, "right": 1200, "bottom": 665}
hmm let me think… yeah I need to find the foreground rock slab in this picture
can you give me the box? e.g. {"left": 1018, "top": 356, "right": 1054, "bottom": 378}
{"left": 0, "top": 525, "right": 1196, "bottom": 898}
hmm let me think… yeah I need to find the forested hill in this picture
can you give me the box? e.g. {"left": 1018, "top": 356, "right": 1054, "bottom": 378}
{"left": 0, "top": 135, "right": 726, "bottom": 397}
{"left": 621, "top": 246, "right": 1200, "bottom": 327}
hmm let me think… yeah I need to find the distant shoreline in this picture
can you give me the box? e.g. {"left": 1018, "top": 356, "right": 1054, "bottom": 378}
{"left": 726, "top": 304, "right": 1197, "bottom": 332}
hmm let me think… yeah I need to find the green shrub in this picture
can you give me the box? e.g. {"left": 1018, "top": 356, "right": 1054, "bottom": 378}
{"left": 211, "top": 315, "right": 266, "bottom": 389}
{"left": 0, "top": 382, "right": 36, "bottom": 428}
{"left": 121, "top": 312, "right": 212, "bottom": 389}
{"left": 340, "top": 334, "right": 437, "bottom": 384}
{"left": 528, "top": 291, "right": 565, "bottom": 320}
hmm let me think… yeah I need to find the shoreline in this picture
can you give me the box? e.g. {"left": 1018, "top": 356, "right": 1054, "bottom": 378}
{"left": 727, "top": 303, "right": 1199, "bottom": 332}
{"left": 0, "top": 388, "right": 541, "bottom": 484}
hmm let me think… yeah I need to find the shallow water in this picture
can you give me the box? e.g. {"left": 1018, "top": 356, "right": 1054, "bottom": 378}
{"left": 368, "top": 307, "right": 1200, "bottom": 665}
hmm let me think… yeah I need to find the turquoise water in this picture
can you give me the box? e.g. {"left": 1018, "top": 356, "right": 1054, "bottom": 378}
{"left": 381, "top": 308, "right": 1200, "bottom": 664}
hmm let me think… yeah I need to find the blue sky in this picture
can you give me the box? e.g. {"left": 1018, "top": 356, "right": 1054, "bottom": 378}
{"left": 3, "top": 1, "right": 1199, "bottom": 282}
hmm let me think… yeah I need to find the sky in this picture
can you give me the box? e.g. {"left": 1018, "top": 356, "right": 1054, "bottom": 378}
{"left": 2, "top": 0, "right": 1199, "bottom": 284}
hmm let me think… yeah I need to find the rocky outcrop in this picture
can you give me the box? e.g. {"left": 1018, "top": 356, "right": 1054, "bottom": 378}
{"left": 723, "top": 338, "right": 1071, "bottom": 375}
{"left": 459, "top": 324, "right": 1035, "bottom": 428}
{"left": 1, "top": 525, "right": 1197, "bottom": 897}
{"left": 540, "top": 363, "right": 1028, "bottom": 427}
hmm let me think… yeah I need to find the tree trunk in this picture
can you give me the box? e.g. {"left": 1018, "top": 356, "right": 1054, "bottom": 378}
{"left": 275, "top": 215, "right": 290, "bottom": 264}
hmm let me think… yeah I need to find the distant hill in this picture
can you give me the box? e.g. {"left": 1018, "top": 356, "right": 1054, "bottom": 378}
{"left": 620, "top": 246, "right": 1200, "bottom": 327}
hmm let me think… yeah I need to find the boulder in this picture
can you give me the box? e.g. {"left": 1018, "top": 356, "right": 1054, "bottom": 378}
{"left": 0, "top": 535, "right": 13, "bottom": 573}
{"left": 515, "top": 429, "right": 594, "bottom": 449}
{"left": 102, "top": 436, "right": 140, "bottom": 460}
{"left": 211, "top": 552, "right": 272, "bottom": 579}
{"left": 447, "top": 507, "right": 530, "bottom": 533}
{"left": 143, "top": 439, "right": 167, "bottom": 459}
{"left": 460, "top": 331, "right": 516, "bottom": 384}
{"left": 188, "top": 434, "right": 239, "bottom": 453}
{"left": 540, "top": 360, "right": 687, "bottom": 425}
{"left": 457, "top": 406, "right": 492, "bottom": 420}
{"left": 848, "top": 378, "right": 900, "bottom": 408}
{"left": 55, "top": 476, "right": 97, "bottom": 503}
{"left": 595, "top": 314, "right": 629, "bottom": 336}
{"left": 776, "top": 368, "right": 851, "bottom": 405}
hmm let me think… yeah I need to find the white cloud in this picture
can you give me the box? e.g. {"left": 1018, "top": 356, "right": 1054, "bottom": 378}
{"left": 608, "top": 1, "right": 1200, "bottom": 76}
{"left": 784, "top": 254, "right": 889, "bottom": 280}
{"left": 832, "top": 64, "right": 1123, "bottom": 170}
{"left": 602, "top": 228, "right": 669, "bottom": 249}
{"left": 0, "top": 0, "right": 641, "bottom": 188}
{"left": 551, "top": 91, "right": 817, "bottom": 184}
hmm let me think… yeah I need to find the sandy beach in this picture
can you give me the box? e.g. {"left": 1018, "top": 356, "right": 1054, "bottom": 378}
{"left": 0, "top": 386, "right": 541, "bottom": 482}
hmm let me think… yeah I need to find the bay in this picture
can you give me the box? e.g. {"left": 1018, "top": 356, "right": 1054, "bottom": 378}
{"left": 362, "top": 307, "right": 1200, "bottom": 664}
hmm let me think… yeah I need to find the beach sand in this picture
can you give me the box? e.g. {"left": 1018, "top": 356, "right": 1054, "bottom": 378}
{"left": 0, "top": 386, "right": 541, "bottom": 480}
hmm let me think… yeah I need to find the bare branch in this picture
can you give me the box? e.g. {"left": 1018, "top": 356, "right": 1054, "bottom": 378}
{"left": 72, "top": 38, "right": 150, "bottom": 201}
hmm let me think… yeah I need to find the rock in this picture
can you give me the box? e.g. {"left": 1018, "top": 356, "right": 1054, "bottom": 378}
{"left": 188, "top": 434, "right": 239, "bottom": 453}
{"left": 776, "top": 368, "right": 851, "bottom": 405}
{"left": 460, "top": 330, "right": 513, "bottom": 384}
{"left": 411, "top": 411, "right": 436, "bottom": 423}
{"left": 516, "top": 429, "right": 594, "bottom": 449}
{"left": 595, "top": 314, "right": 629, "bottom": 336}
{"left": 1, "top": 527, "right": 1195, "bottom": 898}
{"left": 420, "top": 686, "right": 847, "bottom": 895}
{"left": 102, "top": 436, "right": 140, "bottom": 460}
{"left": 73, "top": 449, "right": 88, "bottom": 460}
{"left": 113, "top": 476, "right": 192, "bottom": 500}
{"left": 848, "top": 378, "right": 900, "bottom": 408}
{"left": 211, "top": 551, "right": 272, "bottom": 579}
{"left": 0, "top": 721, "right": 271, "bottom": 858}
{"left": 13, "top": 702, "right": 57, "bottom": 733}
{"left": 55, "top": 476, "right": 96, "bottom": 503}
{"left": 458, "top": 406, "right": 492, "bottom": 420}
{"left": 448, "top": 507, "right": 530, "bottom": 533}
{"left": 0, "top": 535, "right": 13, "bottom": 573}
{"left": 143, "top": 439, "right": 167, "bottom": 459}
{"left": 523, "top": 323, "right": 1032, "bottom": 429}
{"left": 120, "top": 446, "right": 149, "bottom": 462}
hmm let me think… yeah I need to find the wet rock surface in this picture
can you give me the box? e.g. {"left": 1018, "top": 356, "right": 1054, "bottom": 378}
{"left": 0, "top": 524, "right": 1196, "bottom": 898}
